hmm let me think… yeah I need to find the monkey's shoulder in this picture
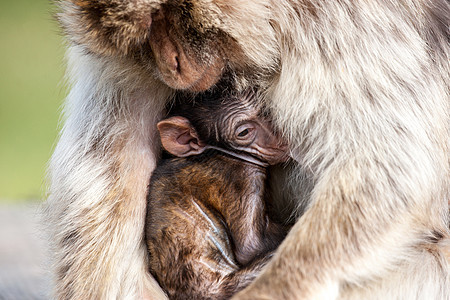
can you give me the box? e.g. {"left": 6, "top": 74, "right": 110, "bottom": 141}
{"left": 146, "top": 154, "right": 237, "bottom": 240}
{"left": 148, "top": 152, "right": 250, "bottom": 206}
{"left": 151, "top": 151, "right": 247, "bottom": 184}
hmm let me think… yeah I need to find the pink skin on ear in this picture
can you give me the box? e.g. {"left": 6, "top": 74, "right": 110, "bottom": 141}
{"left": 157, "top": 116, "right": 206, "bottom": 157}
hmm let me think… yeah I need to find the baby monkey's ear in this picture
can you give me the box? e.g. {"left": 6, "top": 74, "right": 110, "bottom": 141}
{"left": 157, "top": 116, "right": 206, "bottom": 157}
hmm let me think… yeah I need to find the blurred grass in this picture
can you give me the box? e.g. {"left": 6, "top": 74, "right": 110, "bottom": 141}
{"left": 0, "top": 0, "right": 66, "bottom": 201}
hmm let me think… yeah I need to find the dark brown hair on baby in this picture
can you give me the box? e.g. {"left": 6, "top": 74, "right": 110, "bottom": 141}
{"left": 146, "top": 90, "right": 290, "bottom": 300}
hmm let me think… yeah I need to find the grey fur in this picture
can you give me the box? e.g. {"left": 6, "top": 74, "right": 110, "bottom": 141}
{"left": 46, "top": 0, "right": 449, "bottom": 299}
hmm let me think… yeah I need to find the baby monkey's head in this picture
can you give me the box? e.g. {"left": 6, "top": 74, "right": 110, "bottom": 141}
{"left": 157, "top": 91, "right": 288, "bottom": 165}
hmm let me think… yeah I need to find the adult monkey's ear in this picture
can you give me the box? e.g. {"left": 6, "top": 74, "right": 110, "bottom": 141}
{"left": 157, "top": 116, "right": 206, "bottom": 157}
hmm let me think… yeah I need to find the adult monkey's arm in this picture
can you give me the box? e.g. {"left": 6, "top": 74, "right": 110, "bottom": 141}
{"left": 47, "top": 1, "right": 275, "bottom": 298}
{"left": 236, "top": 1, "right": 450, "bottom": 298}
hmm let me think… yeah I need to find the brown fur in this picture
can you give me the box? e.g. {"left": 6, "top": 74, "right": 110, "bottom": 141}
{"left": 146, "top": 94, "right": 289, "bottom": 299}
{"left": 147, "top": 153, "right": 284, "bottom": 299}
{"left": 47, "top": 1, "right": 449, "bottom": 299}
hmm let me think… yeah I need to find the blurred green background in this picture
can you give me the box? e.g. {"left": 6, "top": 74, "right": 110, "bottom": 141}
{"left": 0, "top": 0, "right": 66, "bottom": 201}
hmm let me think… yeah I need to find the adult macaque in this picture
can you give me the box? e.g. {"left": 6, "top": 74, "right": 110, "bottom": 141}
{"left": 146, "top": 92, "right": 289, "bottom": 299}
{"left": 46, "top": 0, "right": 449, "bottom": 299}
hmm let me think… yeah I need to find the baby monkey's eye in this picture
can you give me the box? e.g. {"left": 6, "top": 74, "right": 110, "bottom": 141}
{"left": 234, "top": 123, "right": 257, "bottom": 144}
{"left": 238, "top": 129, "right": 250, "bottom": 137}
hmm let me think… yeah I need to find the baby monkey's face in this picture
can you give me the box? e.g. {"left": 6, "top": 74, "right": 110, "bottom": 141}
{"left": 218, "top": 107, "right": 288, "bottom": 165}
{"left": 158, "top": 93, "right": 289, "bottom": 164}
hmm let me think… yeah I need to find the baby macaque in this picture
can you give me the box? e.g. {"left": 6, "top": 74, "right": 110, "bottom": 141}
{"left": 146, "top": 91, "right": 290, "bottom": 300}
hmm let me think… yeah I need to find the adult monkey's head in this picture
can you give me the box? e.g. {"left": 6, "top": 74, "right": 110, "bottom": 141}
{"left": 59, "top": 0, "right": 279, "bottom": 92}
